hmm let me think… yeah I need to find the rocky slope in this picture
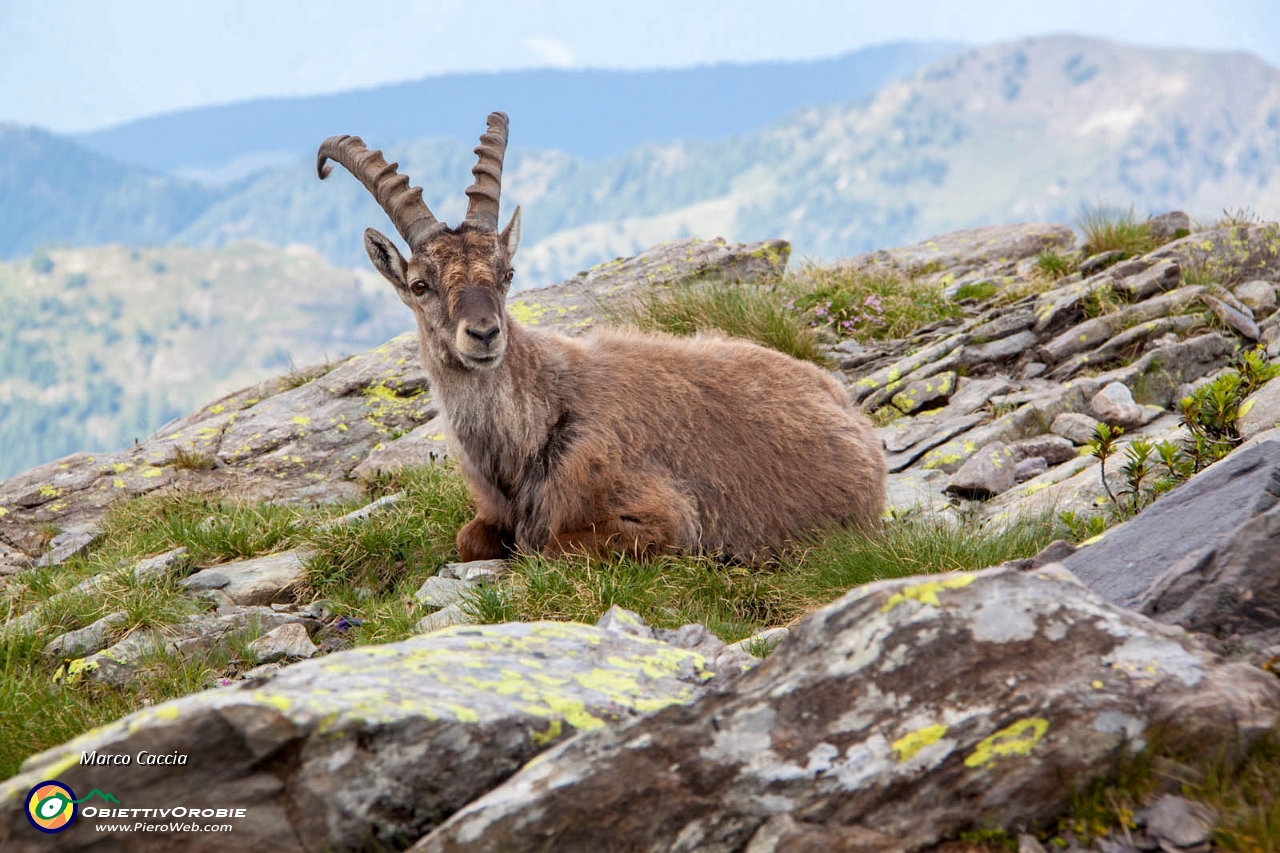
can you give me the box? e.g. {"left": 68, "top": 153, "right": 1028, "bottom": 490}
{"left": 2, "top": 220, "right": 1280, "bottom": 851}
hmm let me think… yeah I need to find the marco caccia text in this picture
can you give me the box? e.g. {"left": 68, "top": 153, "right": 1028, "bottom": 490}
{"left": 80, "top": 751, "right": 187, "bottom": 766}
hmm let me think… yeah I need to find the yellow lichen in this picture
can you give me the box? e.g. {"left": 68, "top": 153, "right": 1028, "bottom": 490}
{"left": 964, "top": 717, "right": 1050, "bottom": 768}
{"left": 881, "top": 574, "right": 976, "bottom": 612}
{"left": 893, "top": 723, "right": 949, "bottom": 762}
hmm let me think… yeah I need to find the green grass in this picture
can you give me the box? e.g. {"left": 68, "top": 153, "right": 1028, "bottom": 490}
{"left": 0, "top": 464, "right": 1062, "bottom": 779}
{"left": 613, "top": 265, "right": 963, "bottom": 366}
{"left": 464, "top": 511, "right": 1061, "bottom": 642}
{"left": 954, "top": 281, "right": 1000, "bottom": 302}
{"left": 1059, "top": 724, "right": 1280, "bottom": 853}
{"left": 1080, "top": 206, "right": 1158, "bottom": 259}
{"left": 1034, "top": 249, "right": 1080, "bottom": 281}
{"left": 787, "top": 264, "right": 962, "bottom": 342}
{"left": 614, "top": 279, "right": 830, "bottom": 366}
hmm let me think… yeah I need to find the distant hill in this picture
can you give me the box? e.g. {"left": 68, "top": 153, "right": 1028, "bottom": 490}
{"left": 5, "top": 36, "right": 1280, "bottom": 287}
{"left": 174, "top": 36, "right": 1280, "bottom": 286}
{"left": 72, "top": 42, "right": 963, "bottom": 177}
{"left": 0, "top": 242, "right": 406, "bottom": 479}
{"left": 0, "top": 124, "right": 214, "bottom": 258}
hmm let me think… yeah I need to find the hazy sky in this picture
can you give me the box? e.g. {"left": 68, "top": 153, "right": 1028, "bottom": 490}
{"left": 4, "top": 0, "right": 1279, "bottom": 133}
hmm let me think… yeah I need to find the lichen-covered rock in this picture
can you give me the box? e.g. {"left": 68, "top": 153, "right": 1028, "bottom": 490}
{"left": 838, "top": 223, "right": 1075, "bottom": 285}
{"left": 946, "top": 441, "right": 1016, "bottom": 498}
{"left": 412, "top": 567, "right": 1280, "bottom": 853}
{"left": 891, "top": 371, "right": 956, "bottom": 414}
{"left": 0, "top": 622, "right": 723, "bottom": 853}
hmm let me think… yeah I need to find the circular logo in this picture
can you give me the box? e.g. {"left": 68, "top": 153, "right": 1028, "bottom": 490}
{"left": 25, "top": 781, "right": 77, "bottom": 834}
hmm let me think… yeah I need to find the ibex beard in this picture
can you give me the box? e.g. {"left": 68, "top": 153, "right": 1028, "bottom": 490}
{"left": 318, "top": 112, "right": 888, "bottom": 565}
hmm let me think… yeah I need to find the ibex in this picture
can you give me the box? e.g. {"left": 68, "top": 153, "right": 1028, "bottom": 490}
{"left": 318, "top": 112, "right": 887, "bottom": 564}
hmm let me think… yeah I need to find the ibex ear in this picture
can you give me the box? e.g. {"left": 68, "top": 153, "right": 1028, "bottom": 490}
{"left": 500, "top": 206, "right": 522, "bottom": 259}
{"left": 364, "top": 228, "right": 408, "bottom": 290}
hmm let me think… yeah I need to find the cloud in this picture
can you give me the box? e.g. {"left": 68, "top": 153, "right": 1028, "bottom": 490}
{"left": 523, "top": 36, "right": 576, "bottom": 68}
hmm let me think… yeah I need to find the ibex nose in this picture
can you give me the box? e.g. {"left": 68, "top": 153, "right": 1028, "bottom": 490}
{"left": 466, "top": 324, "right": 501, "bottom": 347}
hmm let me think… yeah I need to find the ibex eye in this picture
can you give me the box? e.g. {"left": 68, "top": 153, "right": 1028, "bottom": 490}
{"left": 410, "top": 281, "right": 429, "bottom": 296}
{"left": 504, "top": 269, "right": 515, "bottom": 283}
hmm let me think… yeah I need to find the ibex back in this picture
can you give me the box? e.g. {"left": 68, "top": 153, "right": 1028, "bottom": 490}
{"left": 318, "top": 112, "right": 888, "bottom": 564}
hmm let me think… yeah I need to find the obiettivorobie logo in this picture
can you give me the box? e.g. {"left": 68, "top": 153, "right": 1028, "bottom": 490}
{"left": 25, "top": 782, "right": 119, "bottom": 833}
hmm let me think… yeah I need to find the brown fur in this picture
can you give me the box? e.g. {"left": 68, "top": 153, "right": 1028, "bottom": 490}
{"left": 330, "top": 127, "right": 887, "bottom": 565}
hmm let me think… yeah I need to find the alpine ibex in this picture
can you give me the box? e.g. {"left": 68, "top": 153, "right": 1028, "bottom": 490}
{"left": 318, "top": 112, "right": 887, "bottom": 564}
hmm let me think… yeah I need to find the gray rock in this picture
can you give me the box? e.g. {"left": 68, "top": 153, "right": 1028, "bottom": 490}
{"left": 414, "top": 575, "right": 472, "bottom": 608}
{"left": 727, "top": 627, "right": 791, "bottom": 657}
{"left": 1008, "top": 435, "right": 1078, "bottom": 465}
{"left": 1, "top": 622, "right": 723, "bottom": 852}
{"left": 1079, "top": 250, "right": 1126, "bottom": 276}
{"left": 439, "top": 559, "right": 507, "bottom": 583}
{"left": 1199, "top": 293, "right": 1260, "bottom": 340}
{"left": 206, "top": 550, "right": 309, "bottom": 606}
{"left": 959, "top": 330, "right": 1039, "bottom": 367}
{"left": 60, "top": 607, "right": 314, "bottom": 687}
{"left": 1239, "top": 376, "right": 1280, "bottom": 441}
{"left": 34, "top": 529, "right": 99, "bottom": 567}
{"left": 412, "top": 566, "right": 1280, "bottom": 853}
{"left": 947, "top": 378, "right": 1018, "bottom": 415}
{"left": 1052, "top": 412, "right": 1104, "bottom": 444}
{"left": 1090, "top": 333, "right": 1235, "bottom": 409}
{"left": 179, "top": 569, "right": 230, "bottom": 591}
{"left": 1139, "top": 795, "right": 1214, "bottom": 853}
{"left": 919, "top": 381, "right": 1096, "bottom": 473}
{"left": 320, "top": 491, "right": 404, "bottom": 529}
{"left": 1112, "top": 260, "right": 1182, "bottom": 300}
{"left": 881, "top": 414, "right": 987, "bottom": 473}
{"left": 1049, "top": 314, "right": 1208, "bottom": 382}
{"left": 595, "top": 605, "right": 655, "bottom": 640}
{"left": 415, "top": 603, "right": 473, "bottom": 633}
{"left": 132, "top": 546, "right": 190, "bottom": 582}
{"left": 1062, "top": 439, "right": 1280, "bottom": 617}
{"left": 946, "top": 441, "right": 1016, "bottom": 498}
{"left": 1233, "top": 280, "right": 1278, "bottom": 315}
{"left": 239, "top": 662, "right": 282, "bottom": 681}
{"left": 352, "top": 417, "right": 452, "bottom": 480}
{"left": 1091, "top": 382, "right": 1160, "bottom": 429}
{"left": 1148, "top": 211, "right": 1192, "bottom": 243}
{"left": 247, "top": 622, "right": 318, "bottom": 663}
{"left": 891, "top": 371, "right": 957, "bottom": 414}
{"left": 853, "top": 334, "right": 968, "bottom": 403}
{"left": 42, "top": 611, "right": 128, "bottom": 659}
{"left": 1014, "top": 457, "right": 1049, "bottom": 482}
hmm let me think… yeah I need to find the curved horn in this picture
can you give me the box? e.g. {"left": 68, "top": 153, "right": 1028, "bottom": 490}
{"left": 463, "top": 112, "right": 509, "bottom": 230}
{"left": 317, "top": 135, "right": 441, "bottom": 248}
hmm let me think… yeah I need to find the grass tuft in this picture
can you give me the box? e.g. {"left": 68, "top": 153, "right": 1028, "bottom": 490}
{"left": 1081, "top": 206, "right": 1157, "bottom": 258}
{"left": 614, "top": 279, "right": 829, "bottom": 366}
{"left": 788, "top": 264, "right": 962, "bottom": 342}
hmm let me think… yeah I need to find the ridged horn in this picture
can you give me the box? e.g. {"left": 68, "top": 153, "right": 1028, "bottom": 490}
{"left": 463, "top": 112, "right": 509, "bottom": 230}
{"left": 317, "top": 135, "right": 441, "bottom": 248}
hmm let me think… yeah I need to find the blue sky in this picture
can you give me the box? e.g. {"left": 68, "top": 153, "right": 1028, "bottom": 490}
{"left": 3, "top": 0, "right": 1279, "bottom": 132}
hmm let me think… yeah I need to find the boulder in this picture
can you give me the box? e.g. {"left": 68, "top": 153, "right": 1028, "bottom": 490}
{"left": 413, "top": 566, "right": 1280, "bottom": 853}
{"left": 1014, "top": 457, "right": 1049, "bottom": 482}
{"left": 180, "top": 550, "right": 309, "bottom": 606}
{"left": 891, "top": 371, "right": 957, "bottom": 414}
{"left": 41, "top": 611, "right": 128, "bottom": 659}
{"left": 1090, "top": 382, "right": 1160, "bottom": 429}
{"left": 1061, "top": 440, "right": 1280, "bottom": 644}
{"left": 1239, "top": 377, "right": 1280, "bottom": 441}
{"left": 33, "top": 529, "right": 99, "bottom": 567}
{"left": 415, "top": 575, "right": 472, "bottom": 608}
{"left": 415, "top": 603, "right": 474, "bottom": 633}
{"left": 1008, "top": 435, "right": 1078, "bottom": 466}
{"left": 1147, "top": 211, "right": 1192, "bottom": 243}
{"left": 0, "top": 622, "right": 722, "bottom": 853}
{"left": 1051, "top": 412, "right": 1103, "bottom": 445}
{"left": 1199, "top": 293, "right": 1260, "bottom": 340}
{"left": 1234, "top": 280, "right": 1278, "bottom": 315}
{"left": 247, "top": 623, "right": 318, "bottom": 663}
{"left": 946, "top": 441, "right": 1016, "bottom": 498}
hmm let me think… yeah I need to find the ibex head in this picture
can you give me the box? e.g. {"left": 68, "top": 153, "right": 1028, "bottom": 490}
{"left": 317, "top": 112, "right": 522, "bottom": 371}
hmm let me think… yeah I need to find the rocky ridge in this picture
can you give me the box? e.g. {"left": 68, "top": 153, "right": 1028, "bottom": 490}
{"left": 2, "top": 220, "right": 1280, "bottom": 851}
